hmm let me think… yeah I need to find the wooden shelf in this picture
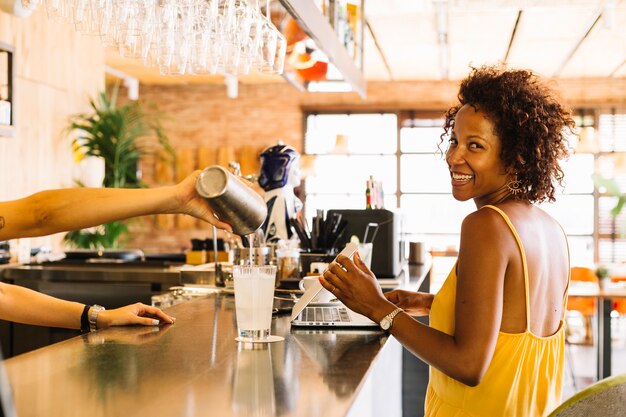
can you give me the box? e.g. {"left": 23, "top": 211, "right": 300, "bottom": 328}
{"left": 278, "top": 0, "right": 366, "bottom": 99}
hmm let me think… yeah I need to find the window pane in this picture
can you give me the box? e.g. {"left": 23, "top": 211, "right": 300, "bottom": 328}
{"left": 567, "top": 236, "right": 595, "bottom": 267}
{"left": 401, "top": 154, "right": 450, "bottom": 193}
{"left": 306, "top": 155, "right": 397, "bottom": 194}
{"left": 401, "top": 127, "right": 445, "bottom": 153}
{"left": 598, "top": 196, "right": 626, "bottom": 236}
{"left": 596, "top": 154, "right": 626, "bottom": 190}
{"left": 598, "top": 114, "right": 626, "bottom": 152}
{"left": 560, "top": 154, "right": 594, "bottom": 194}
{"left": 345, "top": 114, "right": 397, "bottom": 154}
{"left": 400, "top": 194, "right": 475, "bottom": 234}
{"left": 305, "top": 114, "right": 345, "bottom": 154}
{"left": 540, "top": 195, "right": 594, "bottom": 235}
{"left": 599, "top": 238, "right": 626, "bottom": 265}
{"left": 303, "top": 194, "right": 362, "bottom": 222}
{"left": 305, "top": 113, "right": 397, "bottom": 154}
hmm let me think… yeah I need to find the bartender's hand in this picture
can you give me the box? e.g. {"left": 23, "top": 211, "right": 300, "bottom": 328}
{"left": 170, "top": 171, "right": 233, "bottom": 232}
{"left": 384, "top": 290, "right": 434, "bottom": 317}
{"left": 96, "top": 303, "right": 176, "bottom": 329}
{"left": 320, "top": 252, "right": 396, "bottom": 322}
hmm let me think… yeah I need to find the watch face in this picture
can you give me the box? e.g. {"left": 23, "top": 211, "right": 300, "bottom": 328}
{"left": 380, "top": 318, "right": 391, "bottom": 330}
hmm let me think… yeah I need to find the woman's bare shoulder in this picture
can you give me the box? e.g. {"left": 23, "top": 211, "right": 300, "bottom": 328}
{"left": 460, "top": 207, "right": 518, "bottom": 251}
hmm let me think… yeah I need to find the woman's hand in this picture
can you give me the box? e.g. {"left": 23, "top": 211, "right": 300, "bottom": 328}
{"left": 171, "top": 171, "right": 233, "bottom": 232}
{"left": 384, "top": 290, "right": 434, "bottom": 316}
{"left": 320, "top": 251, "right": 396, "bottom": 322}
{"left": 96, "top": 303, "right": 175, "bottom": 329}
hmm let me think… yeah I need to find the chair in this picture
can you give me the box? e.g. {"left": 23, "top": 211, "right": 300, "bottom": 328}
{"left": 566, "top": 266, "right": 599, "bottom": 344}
{"left": 547, "top": 373, "right": 626, "bottom": 416}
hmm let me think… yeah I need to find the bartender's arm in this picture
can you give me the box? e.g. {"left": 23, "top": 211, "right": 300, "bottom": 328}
{"left": 0, "top": 171, "right": 231, "bottom": 241}
{"left": 0, "top": 282, "right": 174, "bottom": 329}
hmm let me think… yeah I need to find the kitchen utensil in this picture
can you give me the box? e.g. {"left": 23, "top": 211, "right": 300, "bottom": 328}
{"left": 196, "top": 165, "right": 268, "bottom": 236}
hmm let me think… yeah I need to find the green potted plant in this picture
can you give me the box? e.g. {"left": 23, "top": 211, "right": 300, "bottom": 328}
{"left": 64, "top": 84, "right": 174, "bottom": 249}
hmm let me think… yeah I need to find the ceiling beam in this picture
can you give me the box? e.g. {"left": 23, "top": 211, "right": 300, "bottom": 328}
{"left": 552, "top": 8, "right": 602, "bottom": 77}
{"left": 503, "top": 9, "right": 523, "bottom": 64}
{"left": 365, "top": 18, "right": 394, "bottom": 81}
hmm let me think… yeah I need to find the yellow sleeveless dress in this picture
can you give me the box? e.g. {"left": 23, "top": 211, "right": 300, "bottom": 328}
{"left": 425, "top": 205, "right": 569, "bottom": 417}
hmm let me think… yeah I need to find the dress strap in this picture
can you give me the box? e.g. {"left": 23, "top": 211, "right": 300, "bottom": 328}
{"left": 555, "top": 221, "right": 571, "bottom": 314}
{"left": 481, "top": 205, "right": 531, "bottom": 330}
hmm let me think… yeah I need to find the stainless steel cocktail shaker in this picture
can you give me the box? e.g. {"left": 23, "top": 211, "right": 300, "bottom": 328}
{"left": 195, "top": 165, "right": 268, "bottom": 236}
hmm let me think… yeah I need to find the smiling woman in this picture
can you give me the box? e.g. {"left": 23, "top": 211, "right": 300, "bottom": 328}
{"left": 318, "top": 65, "right": 577, "bottom": 417}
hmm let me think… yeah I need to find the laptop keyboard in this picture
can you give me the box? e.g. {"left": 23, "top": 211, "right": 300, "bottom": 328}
{"left": 300, "top": 306, "right": 352, "bottom": 322}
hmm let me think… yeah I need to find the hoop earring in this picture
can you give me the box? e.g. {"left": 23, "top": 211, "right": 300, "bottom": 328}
{"left": 507, "top": 175, "right": 523, "bottom": 196}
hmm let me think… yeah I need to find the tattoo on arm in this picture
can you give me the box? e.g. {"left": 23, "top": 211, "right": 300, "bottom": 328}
{"left": 0, "top": 216, "right": 4, "bottom": 230}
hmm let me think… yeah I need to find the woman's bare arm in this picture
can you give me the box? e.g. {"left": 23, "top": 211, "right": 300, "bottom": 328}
{"left": 321, "top": 209, "right": 513, "bottom": 386}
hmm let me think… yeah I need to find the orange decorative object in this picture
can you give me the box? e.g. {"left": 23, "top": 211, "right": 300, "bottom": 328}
{"left": 284, "top": 17, "right": 307, "bottom": 47}
{"left": 293, "top": 52, "right": 328, "bottom": 81}
{"left": 296, "top": 60, "right": 328, "bottom": 81}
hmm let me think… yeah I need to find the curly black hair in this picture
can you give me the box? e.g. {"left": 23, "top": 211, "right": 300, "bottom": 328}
{"left": 441, "top": 65, "right": 575, "bottom": 203}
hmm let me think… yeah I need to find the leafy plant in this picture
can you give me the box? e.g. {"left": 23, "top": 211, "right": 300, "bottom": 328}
{"left": 68, "top": 84, "right": 173, "bottom": 189}
{"left": 64, "top": 222, "right": 129, "bottom": 250}
{"left": 64, "top": 84, "right": 174, "bottom": 249}
{"left": 595, "top": 265, "right": 610, "bottom": 280}
{"left": 592, "top": 173, "right": 626, "bottom": 241}
{"left": 592, "top": 174, "right": 625, "bottom": 218}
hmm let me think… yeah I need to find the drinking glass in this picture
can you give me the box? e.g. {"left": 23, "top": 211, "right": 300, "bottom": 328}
{"left": 257, "top": 15, "right": 277, "bottom": 74}
{"left": 233, "top": 265, "right": 276, "bottom": 341}
{"left": 33, "top": 0, "right": 287, "bottom": 78}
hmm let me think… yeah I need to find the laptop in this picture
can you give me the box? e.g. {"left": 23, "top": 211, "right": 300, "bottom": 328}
{"left": 290, "top": 242, "right": 379, "bottom": 328}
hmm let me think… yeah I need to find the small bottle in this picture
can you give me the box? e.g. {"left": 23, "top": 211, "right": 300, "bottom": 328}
{"left": 365, "top": 178, "right": 372, "bottom": 209}
{"left": 375, "top": 181, "right": 384, "bottom": 209}
{"left": 369, "top": 175, "right": 377, "bottom": 209}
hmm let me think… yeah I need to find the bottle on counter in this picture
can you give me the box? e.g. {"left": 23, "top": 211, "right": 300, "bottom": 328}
{"left": 374, "top": 180, "right": 384, "bottom": 209}
{"left": 365, "top": 177, "right": 372, "bottom": 209}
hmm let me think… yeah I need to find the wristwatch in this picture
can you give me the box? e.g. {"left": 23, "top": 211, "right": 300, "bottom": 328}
{"left": 89, "top": 305, "right": 105, "bottom": 332}
{"left": 379, "top": 307, "right": 403, "bottom": 331}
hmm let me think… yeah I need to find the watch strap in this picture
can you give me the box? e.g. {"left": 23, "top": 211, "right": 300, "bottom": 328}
{"left": 382, "top": 307, "right": 403, "bottom": 330}
{"left": 88, "top": 305, "right": 105, "bottom": 332}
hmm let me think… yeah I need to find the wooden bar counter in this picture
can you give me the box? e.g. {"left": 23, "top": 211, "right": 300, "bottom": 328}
{"left": 2, "top": 292, "right": 403, "bottom": 417}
